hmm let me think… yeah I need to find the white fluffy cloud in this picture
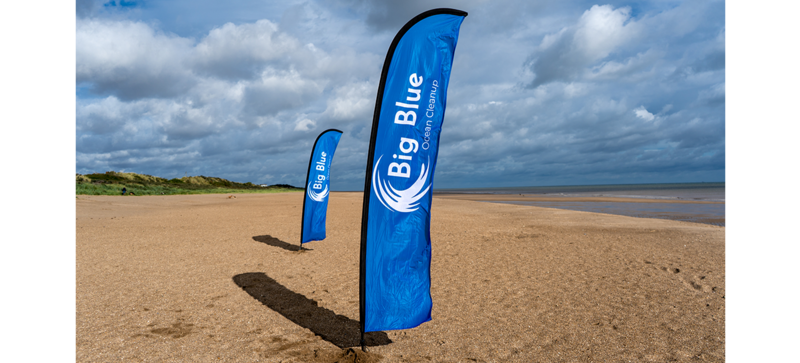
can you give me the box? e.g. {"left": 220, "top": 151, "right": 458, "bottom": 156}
{"left": 527, "top": 5, "right": 640, "bottom": 87}
{"left": 573, "top": 5, "right": 636, "bottom": 62}
{"left": 193, "top": 20, "right": 306, "bottom": 79}
{"left": 634, "top": 106, "right": 656, "bottom": 122}
{"left": 324, "top": 81, "right": 375, "bottom": 122}
{"left": 77, "top": 20, "right": 196, "bottom": 99}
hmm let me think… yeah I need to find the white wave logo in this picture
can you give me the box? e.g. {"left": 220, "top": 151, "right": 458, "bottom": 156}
{"left": 372, "top": 155, "right": 431, "bottom": 213}
{"left": 307, "top": 181, "right": 329, "bottom": 202}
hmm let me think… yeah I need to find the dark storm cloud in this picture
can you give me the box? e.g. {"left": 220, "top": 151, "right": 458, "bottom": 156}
{"left": 326, "top": 0, "right": 480, "bottom": 31}
{"left": 76, "top": 0, "right": 100, "bottom": 17}
{"left": 692, "top": 50, "right": 726, "bottom": 73}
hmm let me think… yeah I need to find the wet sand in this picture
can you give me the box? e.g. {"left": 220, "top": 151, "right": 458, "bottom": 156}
{"left": 434, "top": 194, "right": 725, "bottom": 227}
{"left": 76, "top": 192, "right": 724, "bottom": 362}
{"left": 433, "top": 193, "right": 724, "bottom": 204}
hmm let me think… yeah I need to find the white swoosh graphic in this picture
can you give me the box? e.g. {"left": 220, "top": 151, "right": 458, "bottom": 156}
{"left": 307, "top": 181, "right": 329, "bottom": 202}
{"left": 372, "top": 155, "right": 431, "bottom": 213}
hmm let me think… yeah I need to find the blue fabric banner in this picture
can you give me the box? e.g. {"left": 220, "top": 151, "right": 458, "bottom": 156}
{"left": 301, "top": 129, "right": 342, "bottom": 244}
{"left": 360, "top": 9, "right": 467, "bottom": 334}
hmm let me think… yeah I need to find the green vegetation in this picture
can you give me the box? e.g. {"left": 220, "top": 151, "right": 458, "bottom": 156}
{"left": 76, "top": 171, "right": 302, "bottom": 196}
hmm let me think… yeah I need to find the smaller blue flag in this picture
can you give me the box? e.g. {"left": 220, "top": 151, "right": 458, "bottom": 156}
{"left": 301, "top": 129, "right": 342, "bottom": 244}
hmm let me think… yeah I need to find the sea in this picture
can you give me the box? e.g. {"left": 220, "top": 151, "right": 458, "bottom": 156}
{"left": 433, "top": 182, "right": 725, "bottom": 226}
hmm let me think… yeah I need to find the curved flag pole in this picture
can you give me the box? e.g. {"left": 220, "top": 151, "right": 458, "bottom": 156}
{"left": 300, "top": 129, "right": 342, "bottom": 251}
{"left": 359, "top": 8, "right": 467, "bottom": 351}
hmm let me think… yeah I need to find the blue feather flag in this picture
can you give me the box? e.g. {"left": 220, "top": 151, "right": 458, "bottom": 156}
{"left": 359, "top": 8, "right": 467, "bottom": 340}
{"left": 301, "top": 129, "right": 342, "bottom": 244}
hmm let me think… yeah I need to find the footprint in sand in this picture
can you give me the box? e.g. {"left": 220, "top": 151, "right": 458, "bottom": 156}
{"left": 150, "top": 321, "right": 195, "bottom": 338}
{"left": 650, "top": 261, "right": 709, "bottom": 293}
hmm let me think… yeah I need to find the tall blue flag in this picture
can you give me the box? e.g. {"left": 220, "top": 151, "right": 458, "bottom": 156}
{"left": 359, "top": 9, "right": 467, "bottom": 336}
{"left": 301, "top": 129, "right": 342, "bottom": 244}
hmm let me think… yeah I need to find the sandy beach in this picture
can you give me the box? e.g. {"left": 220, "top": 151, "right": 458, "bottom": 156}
{"left": 76, "top": 192, "right": 725, "bottom": 362}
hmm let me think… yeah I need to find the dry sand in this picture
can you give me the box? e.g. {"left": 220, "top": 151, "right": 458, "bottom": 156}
{"left": 76, "top": 192, "right": 724, "bottom": 362}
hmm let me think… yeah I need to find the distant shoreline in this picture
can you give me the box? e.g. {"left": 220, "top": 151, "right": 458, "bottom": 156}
{"left": 433, "top": 181, "right": 724, "bottom": 191}
{"left": 433, "top": 194, "right": 723, "bottom": 204}
{"left": 429, "top": 182, "right": 725, "bottom": 204}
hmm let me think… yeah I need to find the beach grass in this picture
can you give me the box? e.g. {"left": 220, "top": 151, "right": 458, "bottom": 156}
{"left": 76, "top": 171, "right": 302, "bottom": 196}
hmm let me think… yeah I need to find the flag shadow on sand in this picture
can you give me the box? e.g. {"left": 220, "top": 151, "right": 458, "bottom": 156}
{"left": 252, "top": 235, "right": 306, "bottom": 252}
{"left": 232, "top": 272, "right": 391, "bottom": 348}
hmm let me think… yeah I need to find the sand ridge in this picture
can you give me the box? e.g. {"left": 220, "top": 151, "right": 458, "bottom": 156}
{"left": 76, "top": 192, "right": 724, "bottom": 362}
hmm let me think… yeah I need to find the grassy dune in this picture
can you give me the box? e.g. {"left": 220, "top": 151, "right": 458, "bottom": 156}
{"left": 76, "top": 171, "right": 302, "bottom": 196}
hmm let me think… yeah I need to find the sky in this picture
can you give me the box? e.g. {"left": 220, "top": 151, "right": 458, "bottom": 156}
{"left": 76, "top": 0, "right": 725, "bottom": 190}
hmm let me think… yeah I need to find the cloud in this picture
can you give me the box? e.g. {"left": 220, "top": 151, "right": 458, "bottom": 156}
{"left": 76, "top": 19, "right": 196, "bottom": 100}
{"left": 193, "top": 20, "right": 305, "bottom": 80}
{"left": 696, "top": 83, "right": 725, "bottom": 107}
{"left": 634, "top": 106, "right": 655, "bottom": 122}
{"left": 294, "top": 118, "right": 316, "bottom": 131}
{"left": 76, "top": 0, "right": 101, "bottom": 17}
{"left": 526, "top": 5, "right": 639, "bottom": 88}
{"left": 323, "top": 81, "right": 375, "bottom": 122}
{"left": 587, "top": 49, "right": 663, "bottom": 82}
{"left": 331, "top": 0, "right": 485, "bottom": 32}
{"left": 76, "top": 11, "right": 383, "bottom": 183}
{"left": 241, "top": 69, "right": 326, "bottom": 118}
